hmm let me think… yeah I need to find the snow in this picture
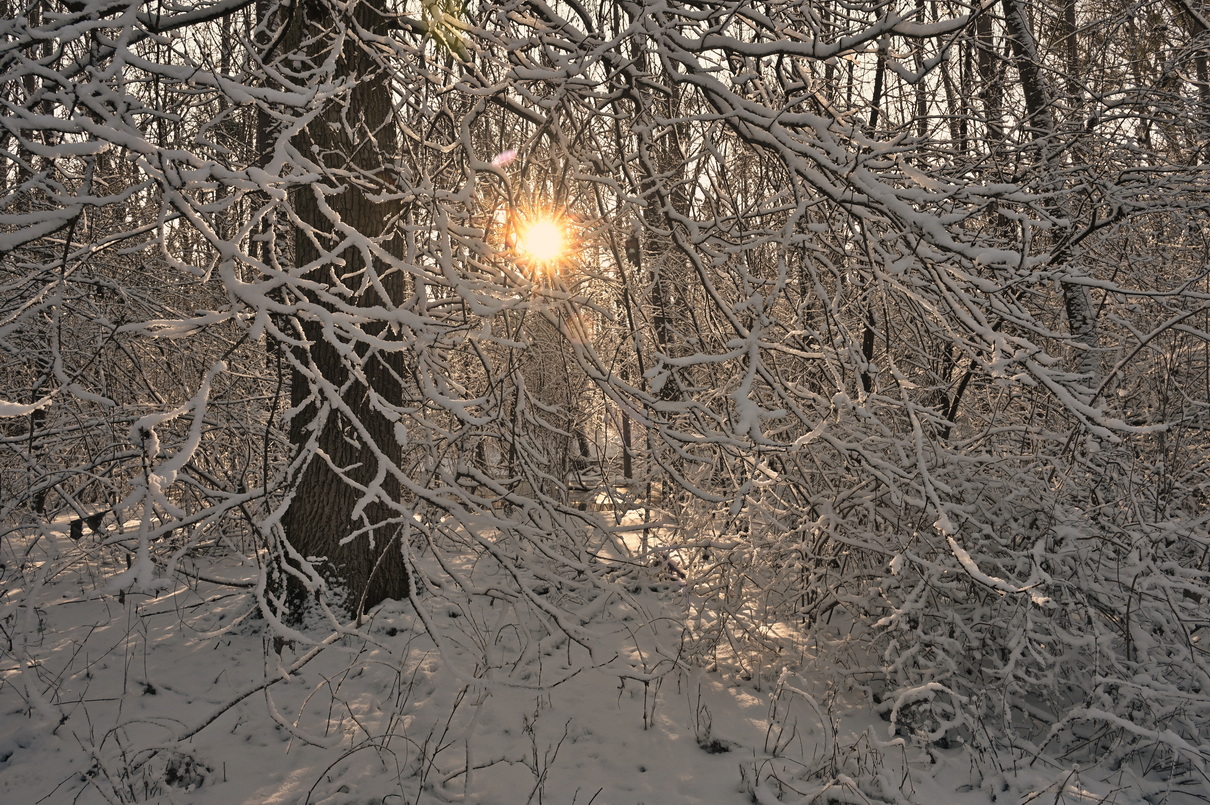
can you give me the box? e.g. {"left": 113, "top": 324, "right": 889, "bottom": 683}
{"left": 0, "top": 525, "right": 794, "bottom": 803}
{"left": 1, "top": 518, "right": 1185, "bottom": 805}
{"left": 0, "top": 397, "right": 52, "bottom": 418}
{"left": 3, "top": 1, "right": 1209, "bottom": 803}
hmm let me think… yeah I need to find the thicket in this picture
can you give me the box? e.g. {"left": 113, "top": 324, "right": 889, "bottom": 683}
{"left": 3, "top": 0, "right": 1209, "bottom": 799}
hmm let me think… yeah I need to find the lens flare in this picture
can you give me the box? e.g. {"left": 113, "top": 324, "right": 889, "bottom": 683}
{"left": 516, "top": 218, "right": 567, "bottom": 265}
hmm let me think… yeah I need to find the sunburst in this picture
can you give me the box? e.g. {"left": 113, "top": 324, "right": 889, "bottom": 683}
{"left": 515, "top": 217, "right": 568, "bottom": 266}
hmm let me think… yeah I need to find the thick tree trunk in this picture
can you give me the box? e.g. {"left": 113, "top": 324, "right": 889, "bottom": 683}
{"left": 278, "top": 0, "right": 409, "bottom": 618}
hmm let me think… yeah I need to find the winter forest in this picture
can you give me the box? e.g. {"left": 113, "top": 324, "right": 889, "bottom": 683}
{"left": 2, "top": 0, "right": 1208, "bottom": 802}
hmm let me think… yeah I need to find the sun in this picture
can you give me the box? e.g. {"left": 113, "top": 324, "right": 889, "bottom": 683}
{"left": 515, "top": 217, "right": 568, "bottom": 266}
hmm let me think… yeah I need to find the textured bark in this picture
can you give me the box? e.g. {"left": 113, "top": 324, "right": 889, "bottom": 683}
{"left": 279, "top": 0, "right": 409, "bottom": 618}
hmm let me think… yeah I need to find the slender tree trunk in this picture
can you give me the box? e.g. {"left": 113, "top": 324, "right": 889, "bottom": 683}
{"left": 1170, "top": 0, "right": 1210, "bottom": 133}
{"left": 913, "top": 0, "right": 928, "bottom": 139}
{"left": 626, "top": 25, "right": 692, "bottom": 402}
{"left": 974, "top": 9, "right": 1005, "bottom": 145}
{"left": 1001, "top": 0, "right": 1100, "bottom": 388}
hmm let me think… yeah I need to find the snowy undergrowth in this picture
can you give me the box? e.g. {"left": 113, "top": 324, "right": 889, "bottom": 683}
{"left": 0, "top": 518, "right": 894, "bottom": 805}
{"left": 5, "top": 511, "right": 1195, "bottom": 805}
{"left": 634, "top": 425, "right": 1210, "bottom": 805}
{"left": 852, "top": 465, "right": 1210, "bottom": 804}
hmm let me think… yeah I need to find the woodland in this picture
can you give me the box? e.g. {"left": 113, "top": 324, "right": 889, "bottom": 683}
{"left": 1, "top": 0, "right": 1209, "bottom": 802}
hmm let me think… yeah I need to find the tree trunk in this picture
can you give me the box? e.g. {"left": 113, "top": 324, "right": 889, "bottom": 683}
{"left": 1001, "top": 0, "right": 1100, "bottom": 388}
{"left": 278, "top": 0, "right": 409, "bottom": 619}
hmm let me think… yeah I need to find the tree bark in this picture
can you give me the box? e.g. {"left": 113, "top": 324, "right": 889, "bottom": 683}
{"left": 278, "top": 0, "right": 410, "bottom": 618}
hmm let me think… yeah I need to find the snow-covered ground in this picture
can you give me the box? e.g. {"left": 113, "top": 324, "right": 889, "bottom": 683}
{"left": 0, "top": 523, "right": 1158, "bottom": 804}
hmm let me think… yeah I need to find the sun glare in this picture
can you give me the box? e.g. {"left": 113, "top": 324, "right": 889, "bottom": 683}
{"left": 516, "top": 218, "right": 567, "bottom": 266}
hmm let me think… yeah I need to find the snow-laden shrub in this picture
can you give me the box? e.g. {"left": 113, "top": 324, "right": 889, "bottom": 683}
{"left": 672, "top": 403, "right": 1210, "bottom": 797}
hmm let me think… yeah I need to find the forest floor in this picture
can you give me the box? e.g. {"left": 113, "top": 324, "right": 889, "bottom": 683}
{"left": 0, "top": 520, "right": 1160, "bottom": 805}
